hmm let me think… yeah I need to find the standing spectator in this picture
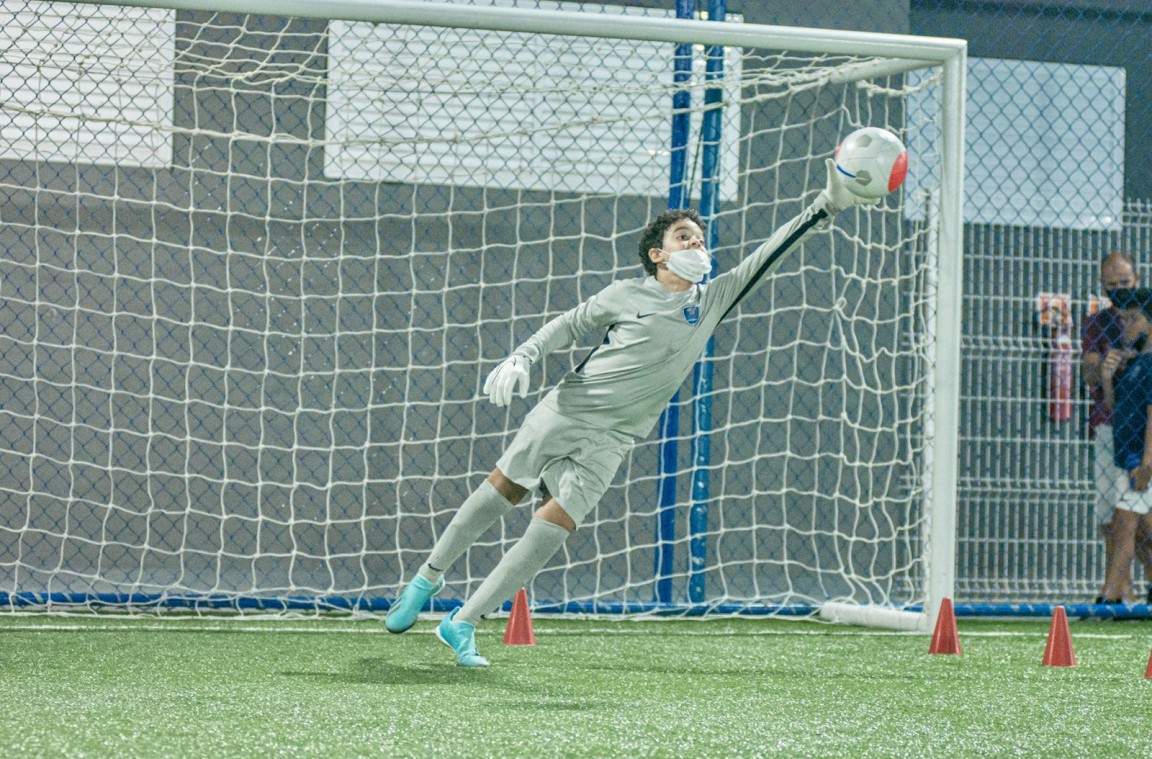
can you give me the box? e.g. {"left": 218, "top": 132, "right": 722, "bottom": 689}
{"left": 1098, "top": 287, "right": 1152, "bottom": 603}
{"left": 1082, "top": 254, "right": 1152, "bottom": 603}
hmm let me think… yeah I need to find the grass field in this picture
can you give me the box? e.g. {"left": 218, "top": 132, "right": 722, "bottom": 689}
{"left": 1, "top": 614, "right": 1150, "bottom": 758}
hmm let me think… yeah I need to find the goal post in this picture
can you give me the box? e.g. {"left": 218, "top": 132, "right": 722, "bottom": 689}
{"left": 0, "top": 0, "right": 965, "bottom": 627}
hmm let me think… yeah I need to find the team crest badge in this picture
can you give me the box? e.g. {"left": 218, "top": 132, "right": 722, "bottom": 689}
{"left": 683, "top": 305, "right": 700, "bottom": 325}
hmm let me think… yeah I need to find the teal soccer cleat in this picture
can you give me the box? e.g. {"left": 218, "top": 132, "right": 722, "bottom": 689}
{"left": 436, "top": 608, "right": 490, "bottom": 667}
{"left": 385, "top": 574, "right": 445, "bottom": 634}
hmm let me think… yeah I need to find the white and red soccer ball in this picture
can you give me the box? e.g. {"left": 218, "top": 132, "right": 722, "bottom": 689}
{"left": 834, "top": 127, "right": 908, "bottom": 200}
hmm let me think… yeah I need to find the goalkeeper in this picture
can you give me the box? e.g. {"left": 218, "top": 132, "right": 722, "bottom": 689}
{"left": 387, "top": 160, "right": 878, "bottom": 667}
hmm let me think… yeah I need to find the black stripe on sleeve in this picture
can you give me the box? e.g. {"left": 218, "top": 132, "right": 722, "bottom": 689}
{"left": 719, "top": 208, "right": 828, "bottom": 323}
{"left": 574, "top": 325, "right": 614, "bottom": 373}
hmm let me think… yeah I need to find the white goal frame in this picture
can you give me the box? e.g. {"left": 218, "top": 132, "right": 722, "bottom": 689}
{"left": 4, "top": 0, "right": 966, "bottom": 630}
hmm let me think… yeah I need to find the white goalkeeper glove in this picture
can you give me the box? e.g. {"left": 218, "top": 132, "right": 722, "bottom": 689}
{"left": 663, "top": 247, "right": 712, "bottom": 284}
{"left": 483, "top": 355, "right": 531, "bottom": 407}
{"left": 821, "top": 158, "right": 880, "bottom": 213}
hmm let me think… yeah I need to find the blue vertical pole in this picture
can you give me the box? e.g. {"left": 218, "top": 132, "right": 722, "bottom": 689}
{"left": 655, "top": 0, "right": 695, "bottom": 607}
{"left": 667, "top": 0, "right": 693, "bottom": 212}
{"left": 688, "top": 0, "right": 725, "bottom": 605}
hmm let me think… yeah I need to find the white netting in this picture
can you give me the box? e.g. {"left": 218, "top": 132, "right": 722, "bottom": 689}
{"left": 0, "top": 1, "right": 945, "bottom": 615}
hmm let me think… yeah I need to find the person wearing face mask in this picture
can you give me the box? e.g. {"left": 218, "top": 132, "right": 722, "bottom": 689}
{"left": 1082, "top": 253, "right": 1152, "bottom": 604}
{"left": 386, "top": 159, "right": 879, "bottom": 667}
{"left": 1098, "top": 287, "right": 1152, "bottom": 605}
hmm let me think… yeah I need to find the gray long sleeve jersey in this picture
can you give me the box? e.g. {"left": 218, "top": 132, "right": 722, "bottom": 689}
{"left": 511, "top": 194, "right": 838, "bottom": 438}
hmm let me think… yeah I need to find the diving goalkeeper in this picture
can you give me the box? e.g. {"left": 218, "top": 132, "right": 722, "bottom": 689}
{"left": 387, "top": 160, "right": 879, "bottom": 667}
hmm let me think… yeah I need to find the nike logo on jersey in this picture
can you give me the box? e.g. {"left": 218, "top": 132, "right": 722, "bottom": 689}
{"left": 636, "top": 312, "right": 657, "bottom": 319}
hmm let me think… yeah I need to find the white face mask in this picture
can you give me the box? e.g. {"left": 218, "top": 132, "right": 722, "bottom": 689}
{"left": 663, "top": 247, "right": 711, "bottom": 283}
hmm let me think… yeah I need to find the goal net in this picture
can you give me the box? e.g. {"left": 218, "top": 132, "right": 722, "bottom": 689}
{"left": 0, "top": 0, "right": 963, "bottom": 622}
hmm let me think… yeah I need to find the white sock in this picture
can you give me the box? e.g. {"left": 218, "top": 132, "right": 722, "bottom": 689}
{"left": 418, "top": 480, "right": 516, "bottom": 584}
{"left": 455, "top": 518, "right": 570, "bottom": 626}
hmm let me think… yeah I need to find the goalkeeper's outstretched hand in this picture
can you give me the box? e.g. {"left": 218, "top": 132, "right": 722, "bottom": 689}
{"left": 821, "top": 158, "right": 881, "bottom": 213}
{"left": 483, "top": 355, "right": 531, "bottom": 407}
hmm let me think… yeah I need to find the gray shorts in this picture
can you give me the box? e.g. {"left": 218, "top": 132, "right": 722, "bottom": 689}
{"left": 496, "top": 400, "right": 633, "bottom": 527}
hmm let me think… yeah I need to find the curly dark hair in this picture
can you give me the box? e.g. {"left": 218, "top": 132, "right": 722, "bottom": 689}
{"left": 637, "top": 208, "right": 705, "bottom": 276}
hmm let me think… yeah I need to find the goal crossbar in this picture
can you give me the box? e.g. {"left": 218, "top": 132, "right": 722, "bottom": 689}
{"left": 103, "top": 0, "right": 965, "bottom": 63}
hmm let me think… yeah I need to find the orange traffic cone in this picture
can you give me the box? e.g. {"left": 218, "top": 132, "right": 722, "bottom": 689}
{"left": 1042, "top": 606, "right": 1076, "bottom": 667}
{"left": 928, "top": 597, "right": 961, "bottom": 655}
{"left": 1144, "top": 648, "right": 1152, "bottom": 679}
{"left": 503, "top": 588, "right": 536, "bottom": 646}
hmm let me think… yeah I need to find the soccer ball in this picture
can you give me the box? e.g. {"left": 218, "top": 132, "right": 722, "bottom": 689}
{"left": 834, "top": 127, "right": 908, "bottom": 200}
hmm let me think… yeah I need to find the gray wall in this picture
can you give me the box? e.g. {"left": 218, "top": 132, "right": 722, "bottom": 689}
{"left": 913, "top": 0, "right": 1152, "bottom": 200}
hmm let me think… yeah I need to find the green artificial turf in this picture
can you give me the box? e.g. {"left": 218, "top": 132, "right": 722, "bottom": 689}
{"left": 0, "top": 615, "right": 1150, "bottom": 758}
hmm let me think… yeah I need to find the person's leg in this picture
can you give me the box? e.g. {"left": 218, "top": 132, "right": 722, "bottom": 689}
{"left": 1094, "top": 430, "right": 1128, "bottom": 600}
{"left": 436, "top": 412, "right": 628, "bottom": 665}
{"left": 1100, "top": 507, "right": 1139, "bottom": 602}
{"left": 437, "top": 498, "right": 574, "bottom": 667}
{"left": 455, "top": 499, "right": 573, "bottom": 626}
{"left": 1098, "top": 520, "right": 1123, "bottom": 600}
{"left": 419, "top": 470, "right": 527, "bottom": 583}
{"left": 449, "top": 426, "right": 614, "bottom": 631}
{"left": 386, "top": 469, "right": 526, "bottom": 634}
{"left": 1138, "top": 515, "right": 1152, "bottom": 602}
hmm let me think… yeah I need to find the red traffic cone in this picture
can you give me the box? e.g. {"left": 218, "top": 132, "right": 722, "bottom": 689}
{"left": 503, "top": 588, "right": 536, "bottom": 646}
{"left": 1042, "top": 606, "right": 1076, "bottom": 667}
{"left": 1144, "top": 648, "right": 1152, "bottom": 679}
{"left": 928, "top": 597, "right": 961, "bottom": 655}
